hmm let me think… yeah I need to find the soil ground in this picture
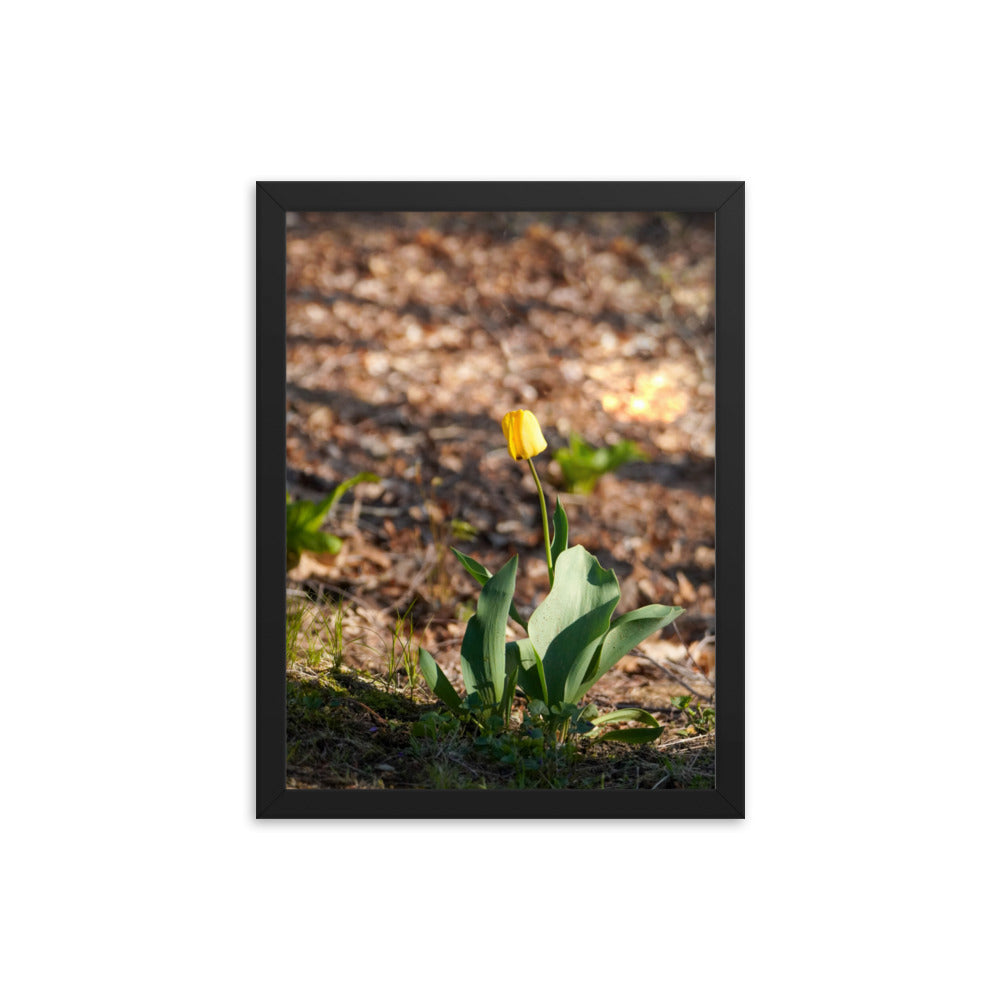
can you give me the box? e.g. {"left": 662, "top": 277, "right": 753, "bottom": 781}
{"left": 284, "top": 210, "right": 717, "bottom": 789}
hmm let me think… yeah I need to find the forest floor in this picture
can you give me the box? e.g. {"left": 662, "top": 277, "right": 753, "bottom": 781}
{"left": 284, "top": 210, "right": 717, "bottom": 790}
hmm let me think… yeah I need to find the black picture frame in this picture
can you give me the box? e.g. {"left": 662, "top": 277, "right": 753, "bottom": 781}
{"left": 257, "top": 182, "right": 744, "bottom": 818}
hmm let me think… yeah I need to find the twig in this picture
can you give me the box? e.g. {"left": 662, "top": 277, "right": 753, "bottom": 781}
{"left": 673, "top": 622, "right": 716, "bottom": 687}
{"left": 335, "top": 695, "right": 389, "bottom": 726}
{"left": 631, "top": 650, "right": 714, "bottom": 701}
{"left": 689, "top": 632, "right": 715, "bottom": 662}
{"left": 660, "top": 733, "right": 714, "bottom": 750}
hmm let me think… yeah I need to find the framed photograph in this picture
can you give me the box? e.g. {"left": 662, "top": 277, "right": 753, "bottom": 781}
{"left": 257, "top": 182, "right": 744, "bottom": 818}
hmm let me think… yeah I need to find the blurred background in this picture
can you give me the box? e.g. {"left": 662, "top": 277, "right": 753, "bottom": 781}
{"left": 285, "top": 211, "right": 716, "bottom": 709}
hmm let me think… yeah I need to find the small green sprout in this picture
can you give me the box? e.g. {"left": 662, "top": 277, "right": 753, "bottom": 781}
{"left": 286, "top": 472, "right": 379, "bottom": 571}
{"left": 553, "top": 433, "right": 648, "bottom": 494}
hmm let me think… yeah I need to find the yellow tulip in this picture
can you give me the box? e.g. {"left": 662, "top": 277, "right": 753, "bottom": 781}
{"left": 501, "top": 409, "right": 548, "bottom": 461}
{"left": 500, "top": 409, "right": 554, "bottom": 584}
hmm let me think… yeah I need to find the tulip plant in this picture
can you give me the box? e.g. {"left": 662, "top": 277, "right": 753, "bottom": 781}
{"left": 419, "top": 410, "right": 684, "bottom": 743}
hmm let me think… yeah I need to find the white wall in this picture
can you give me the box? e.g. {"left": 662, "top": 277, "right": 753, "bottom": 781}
{"left": 3, "top": 3, "right": 997, "bottom": 998}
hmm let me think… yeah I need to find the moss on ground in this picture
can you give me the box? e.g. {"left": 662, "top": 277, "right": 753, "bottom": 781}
{"left": 286, "top": 666, "right": 714, "bottom": 791}
{"left": 285, "top": 594, "right": 715, "bottom": 790}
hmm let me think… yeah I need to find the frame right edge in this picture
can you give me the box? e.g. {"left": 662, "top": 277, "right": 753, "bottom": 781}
{"left": 714, "top": 183, "right": 746, "bottom": 817}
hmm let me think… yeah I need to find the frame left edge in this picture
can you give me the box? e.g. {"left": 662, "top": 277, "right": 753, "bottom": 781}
{"left": 256, "top": 183, "right": 288, "bottom": 817}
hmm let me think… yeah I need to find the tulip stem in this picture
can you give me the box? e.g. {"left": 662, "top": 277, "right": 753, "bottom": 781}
{"left": 526, "top": 457, "right": 554, "bottom": 587}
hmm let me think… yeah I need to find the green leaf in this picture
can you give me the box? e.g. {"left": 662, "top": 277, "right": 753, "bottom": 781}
{"left": 452, "top": 547, "right": 492, "bottom": 587}
{"left": 286, "top": 493, "right": 345, "bottom": 566}
{"left": 552, "top": 497, "right": 569, "bottom": 564}
{"left": 451, "top": 548, "right": 528, "bottom": 629}
{"left": 500, "top": 638, "right": 529, "bottom": 723}
{"left": 460, "top": 555, "right": 518, "bottom": 709}
{"left": 575, "top": 604, "right": 685, "bottom": 699}
{"left": 286, "top": 473, "right": 378, "bottom": 565}
{"left": 594, "top": 726, "right": 664, "bottom": 744}
{"left": 330, "top": 470, "right": 380, "bottom": 505}
{"left": 418, "top": 649, "right": 462, "bottom": 712}
{"left": 459, "top": 616, "right": 489, "bottom": 704}
{"left": 590, "top": 708, "right": 662, "bottom": 728}
{"left": 285, "top": 499, "right": 316, "bottom": 531}
{"left": 553, "top": 435, "right": 648, "bottom": 494}
{"left": 288, "top": 492, "right": 338, "bottom": 535}
{"left": 480, "top": 554, "right": 518, "bottom": 708}
{"left": 304, "top": 497, "right": 336, "bottom": 533}
{"left": 485, "top": 714, "right": 504, "bottom": 733}
{"left": 589, "top": 707, "right": 664, "bottom": 745}
{"left": 527, "top": 546, "right": 620, "bottom": 703}
{"left": 508, "top": 638, "right": 547, "bottom": 703}
{"left": 295, "top": 529, "right": 343, "bottom": 556}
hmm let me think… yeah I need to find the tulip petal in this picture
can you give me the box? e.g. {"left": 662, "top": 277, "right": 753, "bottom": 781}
{"left": 501, "top": 409, "right": 547, "bottom": 461}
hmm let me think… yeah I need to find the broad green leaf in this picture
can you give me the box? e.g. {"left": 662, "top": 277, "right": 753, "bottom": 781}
{"left": 287, "top": 497, "right": 329, "bottom": 534}
{"left": 288, "top": 492, "right": 338, "bottom": 534}
{"left": 575, "top": 604, "right": 685, "bottom": 699}
{"left": 594, "top": 726, "right": 664, "bottom": 744}
{"left": 527, "top": 545, "right": 619, "bottom": 703}
{"left": 479, "top": 554, "right": 518, "bottom": 706}
{"left": 295, "top": 529, "right": 343, "bottom": 556}
{"left": 590, "top": 707, "right": 662, "bottom": 728}
{"left": 451, "top": 548, "right": 528, "bottom": 629}
{"left": 459, "top": 615, "right": 490, "bottom": 703}
{"left": 552, "top": 497, "right": 569, "bottom": 564}
{"left": 461, "top": 555, "right": 518, "bottom": 708}
{"left": 418, "top": 648, "right": 462, "bottom": 712}
{"left": 590, "top": 707, "right": 664, "bottom": 744}
{"left": 285, "top": 500, "right": 311, "bottom": 531}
